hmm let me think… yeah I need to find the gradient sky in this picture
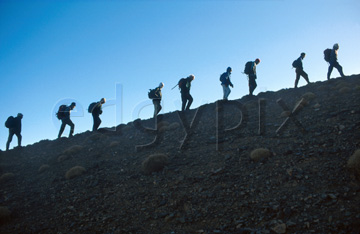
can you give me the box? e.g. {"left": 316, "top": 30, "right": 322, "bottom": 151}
{"left": 1, "top": 0, "right": 359, "bottom": 150}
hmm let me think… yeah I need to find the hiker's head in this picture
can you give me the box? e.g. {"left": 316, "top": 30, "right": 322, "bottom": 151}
{"left": 255, "top": 58, "right": 261, "bottom": 65}
{"left": 70, "top": 102, "right": 76, "bottom": 109}
{"left": 159, "top": 82, "right": 164, "bottom": 89}
{"left": 227, "top": 67, "right": 232, "bottom": 73}
{"left": 333, "top": 43, "right": 339, "bottom": 50}
{"left": 100, "top": 98, "right": 106, "bottom": 104}
{"left": 188, "top": 74, "right": 195, "bottom": 81}
{"left": 17, "top": 113, "right": 23, "bottom": 119}
{"left": 301, "top": 52, "right": 306, "bottom": 59}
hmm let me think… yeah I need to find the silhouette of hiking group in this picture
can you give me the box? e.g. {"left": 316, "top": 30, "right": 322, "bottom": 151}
{"left": 3, "top": 43, "right": 346, "bottom": 151}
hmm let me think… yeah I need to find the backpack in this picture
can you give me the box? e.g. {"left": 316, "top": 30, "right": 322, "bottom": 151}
{"left": 88, "top": 102, "right": 97, "bottom": 113}
{"left": 148, "top": 88, "right": 157, "bottom": 99}
{"left": 324, "top": 48, "right": 332, "bottom": 62}
{"left": 56, "top": 105, "right": 67, "bottom": 120}
{"left": 292, "top": 59, "right": 300, "bottom": 68}
{"left": 5, "top": 116, "right": 15, "bottom": 128}
{"left": 178, "top": 78, "right": 186, "bottom": 89}
{"left": 244, "top": 61, "right": 253, "bottom": 75}
{"left": 219, "top": 73, "right": 226, "bottom": 83}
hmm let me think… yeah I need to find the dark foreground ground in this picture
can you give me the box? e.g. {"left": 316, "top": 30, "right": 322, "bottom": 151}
{"left": 1, "top": 75, "right": 360, "bottom": 234}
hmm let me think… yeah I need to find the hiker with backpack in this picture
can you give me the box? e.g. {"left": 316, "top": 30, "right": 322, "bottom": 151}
{"left": 326, "top": 43, "right": 345, "bottom": 80}
{"left": 244, "top": 58, "right": 260, "bottom": 96}
{"left": 293, "top": 52, "right": 310, "bottom": 88}
{"left": 148, "top": 82, "right": 164, "bottom": 117}
{"left": 220, "top": 67, "right": 233, "bottom": 100}
{"left": 57, "top": 102, "right": 76, "bottom": 138}
{"left": 5, "top": 113, "right": 23, "bottom": 151}
{"left": 88, "top": 98, "right": 106, "bottom": 131}
{"left": 178, "top": 74, "right": 195, "bottom": 111}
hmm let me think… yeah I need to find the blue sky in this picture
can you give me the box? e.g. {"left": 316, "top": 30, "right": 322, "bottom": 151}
{"left": 1, "top": 0, "right": 359, "bottom": 150}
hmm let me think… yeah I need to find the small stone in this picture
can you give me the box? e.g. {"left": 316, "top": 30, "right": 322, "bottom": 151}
{"left": 313, "top": 103, "right": 321, "bottom": 108}
{"left": 271, "top": 223, "right": 286, "bottom": 234}
{"left": 286, "top": 221, "right": 296, "bottom": 227}
{"left": 225, "top": 155, "right": 231, "bottom": 160}
{"left": 165, "top": 213, "right": 175, "bottom": 222}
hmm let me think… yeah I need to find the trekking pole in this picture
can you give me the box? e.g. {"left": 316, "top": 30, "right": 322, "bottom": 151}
{"left": 171, "top": 84, "right": 178, "bottom": 90}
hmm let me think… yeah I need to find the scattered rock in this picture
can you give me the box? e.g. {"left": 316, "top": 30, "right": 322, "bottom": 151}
{"left": 301, "top": 92, "right": 316, "bottom": 101}
{"left": 63, "top": 145, "right": 84, "bottom": 155}
{"left": 0, "top": 173, "right": 15, "bottom": 183}
{"left": 142, "top": 154, "right": 169, "bottom": 175}
{"left": 250, "top": 148, "right": 272, "bottom": 162}
{"left": 38, "top": 164, "right": 50, "bottom": 173}
{"left": 271, "top": 223, "right": 286, "bottom": 234}
{"left": 65, "top": 166, "right": 86, "bottom": 179}
{"left": 347, "top": 149, "right": 360, "bottom": 176}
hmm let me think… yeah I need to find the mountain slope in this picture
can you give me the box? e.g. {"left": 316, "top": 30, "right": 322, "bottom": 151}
{"left": 1, "top": 75, "right": 360, "bottom": 234}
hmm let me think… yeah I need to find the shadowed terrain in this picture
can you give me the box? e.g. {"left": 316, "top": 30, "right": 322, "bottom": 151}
{"left": 1, "top": 75, "right": 360, "bottom": 233}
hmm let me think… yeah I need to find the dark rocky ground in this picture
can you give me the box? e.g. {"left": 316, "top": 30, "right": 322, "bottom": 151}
{"left": 1, "top": 75, "right": 360, "bottom": 234}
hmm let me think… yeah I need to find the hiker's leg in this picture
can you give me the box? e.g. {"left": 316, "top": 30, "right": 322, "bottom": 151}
{"left": 249, "top": 76, "right": 254, "bottom": 95}
{"left": 157, "top": 102, "right": 162, "bottom": 115}
{"left": 222, "top": 84, "right": 226, "bottom": 99}
{"left": 327, "top": 65, "right": 334, "bottom": 80}
{"left": 222, "top": 84, "right": 229, "bottom": 100}
{"left": 186, "top": 94, "right": 193, "bottom": 110}
{"left": 335, "top": 63, "right": 345, "bottom": 77}
{"left": 68, "top": 119, "right": 75, "bottom": 137}
{"left": 153, "top": 100, "right": 161, "bottom": 117}
{"left": 181, "top": 93, "right": 187, "bottom": 111}
{"left": 225, "top": 85, "right": 231, "bottom": 99}
{"left": 15, "top": 132, "right": 22, "bottom": 147}
{"left": 92, "top": 115, "right": 101, "bottom": 131}
{"left": 6, "top": 130, "right": 14, "bottom": 151}
{"left": 249, "top": 77, "right": 257, "bottom": 95}
{"left": 295, "top": 72, "right": 300, "bottom": 88}
{"left": 301, "top": 70, "right": 310, "bottom": 84}
{"left": 58, "top": 121, "right": 66, "bottom": 138}
{"left": 153, "top": 103, "right": 157, "bottom": 118}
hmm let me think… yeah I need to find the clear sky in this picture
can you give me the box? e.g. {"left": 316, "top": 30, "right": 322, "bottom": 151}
{"left": 1, "top": 0, "right": 359, "bottom": 150}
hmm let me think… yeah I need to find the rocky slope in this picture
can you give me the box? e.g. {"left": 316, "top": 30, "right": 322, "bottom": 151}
{"left": 1, "top": 75, "right": 360, "bottom": 234}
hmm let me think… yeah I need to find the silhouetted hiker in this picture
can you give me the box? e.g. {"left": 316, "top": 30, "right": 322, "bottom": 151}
{"left": 327, "top": 43, "right": 345, "bottom": 80}
{"left": 89, "top": 98, "right": 106, "bottom": 131}
{"left": 293, "top": 52, "right": 310, "bottom": 88}
{"left": 244, "top": 58, "right": 260, "bottom": 96}
{"left": 178, "top": 74, "right": 195, "bottom": 111}
{"left": 57, "top": 102, "right": 76, "bottom": 138}
{"left": 148, "top": 82, "right": 164, "bottom": 117}
{"left": 5, "top": 113, "right": 23, "bottom": 151}
{"left": 220, "top": 67, "right": 233, "bottom": 100}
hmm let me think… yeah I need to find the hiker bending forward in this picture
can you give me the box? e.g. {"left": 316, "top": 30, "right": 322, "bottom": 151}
{"left": 220, "top": 67, "right": 233, "bottom": 100}
{"left": 327, "top": 43, "right": 345, "bottom": 80}
{"left": 248, "top": 58, "right": 260, "bottom": 96}
{"left": 91, "top": 98, "right": 106, "bottom": 131}
{"left": 6, "top": 113, "right": 23, "bottom": 151}
{"left": 294, "top": 52, "right": 310, "bottom": 88}
{"left": 180, "top": 74, "right": 195, "bottom": 111}
{"left": 58, "top": 102, "right": 76, "bottom": 138}
{"left": 152, "top": 82, "right": 164, "bottom": 117}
